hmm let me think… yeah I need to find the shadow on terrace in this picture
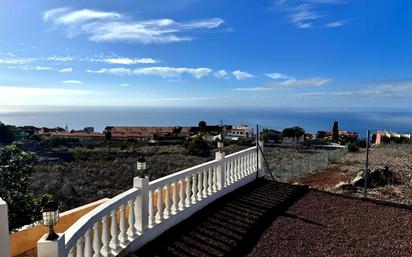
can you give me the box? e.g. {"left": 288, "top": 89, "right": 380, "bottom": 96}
{"left": 131, "top": 179, "right": 307, "bottom": 257}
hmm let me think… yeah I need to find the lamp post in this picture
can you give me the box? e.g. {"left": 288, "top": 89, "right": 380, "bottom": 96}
{"left": 41, "top": 201, "right": 59, "bottom": 241}
{"left": 136, "top": 156, "right": 147, "bottom": 178}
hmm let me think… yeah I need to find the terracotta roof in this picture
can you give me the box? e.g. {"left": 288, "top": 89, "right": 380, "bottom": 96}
{"left": 106, "top": 126, "right": 190, "bottom": 138}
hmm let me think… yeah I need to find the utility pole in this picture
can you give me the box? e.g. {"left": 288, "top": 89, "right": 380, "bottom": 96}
{"left": 364, "top": 130, "right": 370, "bottom": 198}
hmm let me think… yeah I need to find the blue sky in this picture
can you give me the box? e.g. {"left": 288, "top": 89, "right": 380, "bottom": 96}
{"left": 1, "top": 0, "right": 412, "bottom": 108}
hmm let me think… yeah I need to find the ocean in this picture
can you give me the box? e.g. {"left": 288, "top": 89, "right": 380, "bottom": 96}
{"left": 1, "top": 106, "right": 412, "bottom": 135}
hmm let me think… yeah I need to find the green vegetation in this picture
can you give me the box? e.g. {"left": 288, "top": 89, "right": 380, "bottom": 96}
{"left": 282, "top": 126, "right": 305, "bottom": 141}
{"left": 186, "top": 137, "right": 211, "bottom": 157}
{"left": 332, "top": 121, "right": 339, "bottom": 142}
{"left": 260, "top": 129, "right": 282, "bottom": 143}
{"left": 0, "top": 123, "right": 15, "bottom": 145}
{"left": 0, "top": 143, "right": 52, "bottom": 230}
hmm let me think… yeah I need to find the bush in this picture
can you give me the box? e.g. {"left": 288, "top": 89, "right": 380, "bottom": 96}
{"left": 236, "top": 137, "right": 255, "bottom": 146}
{"left": 348, "top": 144, "right": 359, "bottom": 152}
{"left": 0, "top": 143, "right": 48, "bottom": 230}
{"left": 0, "top": 123, "right": 15, "bottom": 145}
{"left": 186, "top": 137, "right": 211, "bottom": 157}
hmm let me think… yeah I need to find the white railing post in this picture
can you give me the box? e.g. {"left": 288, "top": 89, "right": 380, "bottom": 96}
{"left": 258, "top": 141, "right": 265, "bottom": 177}
{"left": 0, "top": 197, "right": 10, "bottom": 257}
{"left": 37, "top": 234, "right": 65, "bottom": 257}
{"left": 215, "top": 151, "right": 226, "bottom": 190}
{"left": 133, "top": 176, "right": 149, "bottom": 233}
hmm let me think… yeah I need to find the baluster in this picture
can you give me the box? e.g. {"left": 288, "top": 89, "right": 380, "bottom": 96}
{"left": 229, "top": 161, "right": 234, "bottom": 184}
{"left": 84, "top": 229, "right": 93, "bottom": 257}
{"left": 148, "top": 190, "right": 155, "bottom": 227}
{"left": 247, "top": 154, "right": 252, "bottom": 174}
{"left": 164, "top": 184, "right": 171, "bottom": 218}
{"left": 172, "top": 181, "right": 178, "bottom": 214}
{"left": 233, "top": 159, "right": 238, "bottom": 181}
{"left": 68, "top": 247, "right": 76, "bottom": 257}
{"left": 208, "top": 168, "right": 213, "bottom": 195}
{"left": 243, "top": 155, "right": 247, "bottom": 177}
{"left": 240, "top": 155, "right": 244, "bottom": 178}
{"left": 118, "top": 204, "right": 128, "bottom": 244}
{"left": 76, "top": 237, "right": 84, "bottom": 257}
{"left": 202, "top": 170, "right": 208, "bottom": 197}
{"left": 191, "top": 174, "right": 197, "bottom": 203}
{"left": 93, "top": 222, "right": 102, "bottom": 257}
{"left": 101, "top": 215, "right": 110, "bottom": 257}
{"left": 238, "top": 157, "right": 242, "bottom": 179}
{"left": 213, "top": 167, "right": 218, "bottom": 192}
{"left": 127, "top": 199, "right": 136, "bottom": 238}
{"left": 109, "top": 209, "right": 119, "bottom": 250}
{"left": 77, "top": 238, "right": 85, "bottom": 257}
{"left": 185, "top": 176, "right": 191, "bottom": 207}
{"left": 179, "top": 178, "right": 185, "bottom": 210}
{"left": 197, "top": 172, "right": 203, "bottom": 200}
{"left": 156, "top": 187, "right": 163, "bottom": 222}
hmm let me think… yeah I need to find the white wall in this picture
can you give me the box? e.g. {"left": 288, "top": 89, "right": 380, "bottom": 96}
{"left": 0, "top": 197, "right": 10, "bottom": 257}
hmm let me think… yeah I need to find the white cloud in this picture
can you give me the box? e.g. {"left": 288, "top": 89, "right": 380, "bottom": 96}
{"left": 87, "top": 68, "right": 131, "bottom": 76}
{"left": 121, "top": 83, "right": 130, "bottom": 87}
{"left": 34, "top": 66, "right": 52, "bottom": 71}
{"left": 234, "top": 87, "right": 272, "bottom": 92}
{"left": 133, "top": 66, "right": 212, "bottom": 79}
{"left": 324, "top": 20, "right": 347, "bottom": 28}
{"left": 47, "top": 8, "right": 122, "bottom": 25}
{"left": 236, "top": 76, "right": 331, "bottom": 91}
{"left": 0, "top": 57, "right": 34, "bottom": 65}
{"left": 136, "top": 58, "right": 157, "bottom": 64}
{"left": 62, "top": 80, "right": 83, "bottom": 84}
{"left": 47, "top": 56, "right": 74, "bottom": 62}
{"left": 214, "top": 69, "right": 230, "bottom": 79}
{"left": 58, "top": 67, "right": 73, "bottom": 73}
{"left": 232, "top": 70, "right": 254, "bottom": 80}
{"left": 267, "top": 77, "right": 331, "bottom": 88}
{"left": 105, "top": 57, "right": 157, "bottom": 65}
{"left": 266, "top": 72, "right": 291, "bottom": 79}
{"left": 44, "top": 8, "right": 224, "bottom": 44}
{"left": 275, "top": 1, "right": 348, "bottom": 29}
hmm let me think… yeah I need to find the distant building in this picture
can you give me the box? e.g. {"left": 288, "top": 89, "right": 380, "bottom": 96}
{"left": 226, "top": 125, "right": 253, "bottom": 140}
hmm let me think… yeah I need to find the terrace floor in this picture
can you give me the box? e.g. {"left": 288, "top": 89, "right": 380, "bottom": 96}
{"left": 130, "top": 179, "right": 412, "bottom": 257}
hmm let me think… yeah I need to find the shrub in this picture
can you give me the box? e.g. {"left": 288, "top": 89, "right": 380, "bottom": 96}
{"left": 186, "top": 137, "right": 211, "bottom": 157}
{"left": 0, "top": 143, "right": 47, "bottom": 230}
{"left": 348, "top": 144, "right": 359, "bottom": 152}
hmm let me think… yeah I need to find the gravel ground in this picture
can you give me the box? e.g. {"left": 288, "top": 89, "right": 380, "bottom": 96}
{"left": 132, "top": 180, "right": 412, "bottom": 257}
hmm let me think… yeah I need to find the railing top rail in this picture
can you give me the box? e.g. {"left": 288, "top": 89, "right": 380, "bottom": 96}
{"left": 64, "top": 187, "right": 140, "bottom": 252}
{"left": 149, "top": 158, "right": 220, "bottom": 188}
{"left": 225, "top": 146, "right": 256, "bottom": 160}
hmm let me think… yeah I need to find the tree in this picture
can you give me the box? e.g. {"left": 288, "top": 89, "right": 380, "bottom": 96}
{"left": 105, "top": 131, "right": 112, "bottom": 140}
{"left": 260, "top": 129, "right": 282, "bottom": 143}
{"left": 186, "top": 137, "right": 210, "bottom": 157}
{"left": 0, "top": 143, "right": 45, "bottom": 230}
{"left": 0, "top": 122, "right": 15, "bottom": 145}
{"left": 198, "top": 121, "right": 207, "bottom": 132}
{"left": 282, "top": 126, "right": 305, "bottom": 141}
{"left": 332, "top": 121, "right": 339, "bottom": 142}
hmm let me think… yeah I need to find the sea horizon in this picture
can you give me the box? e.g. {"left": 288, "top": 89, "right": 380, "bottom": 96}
{"left": 1, "top": 105, "right": 411, "bottom": 134}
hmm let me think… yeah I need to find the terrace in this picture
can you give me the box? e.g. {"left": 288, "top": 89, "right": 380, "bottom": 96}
{"left": 1, "top": 142, "right": 412, "bottom": 257}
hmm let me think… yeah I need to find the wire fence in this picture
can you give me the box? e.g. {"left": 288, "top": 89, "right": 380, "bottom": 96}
{"left": 265, "top": 146, "right": 348, "bottom": 183}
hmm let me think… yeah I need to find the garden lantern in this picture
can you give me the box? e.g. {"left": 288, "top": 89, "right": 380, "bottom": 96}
{"left": 41, "top": 201, "right": 59, "bottom": 241}
{"left": 136, "top": 156, "right": 147, "bottom": 178}
{"left": 217, "top": 140, "right": 224, "bottom": 152}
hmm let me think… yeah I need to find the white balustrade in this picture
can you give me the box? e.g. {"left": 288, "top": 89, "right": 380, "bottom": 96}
{"left": 38, "top": 145, "right": 262, "bottom": 257}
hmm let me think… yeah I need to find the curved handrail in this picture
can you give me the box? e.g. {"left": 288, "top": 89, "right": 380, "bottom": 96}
{"left": 225, "top": 146, "right": 256, "bottom": 161}
{"left": 63, "top": 187, "right": 140, "bottom": 254}
{"left": 148, "top": 159, "right": 220, "bottom": 189}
